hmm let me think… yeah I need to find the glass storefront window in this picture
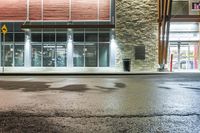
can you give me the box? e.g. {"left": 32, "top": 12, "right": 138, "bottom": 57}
{"left": 99, "top": 33, "right": 110, "bottom": 42}
{"left": 2, "top": 45, "right": 13, "bottom": 66}
{"left": 15, "top": 33, "right": 25, "bottom": 42}
{"left": 99, "top": 43, "right": 109, "bottom": 67}
{"left": 14, "top": 23, "right": 23, "bottom": 32}
{"left": 1, "top": 33, "right": 13, "bottom": 42}
{"left": 1, "top": 22, "right": 25, "bottom": 67}
{"left": 85, "top": 33, "right": 98, "bottom": 42}
{"left": 56, "top": 44, "right": 67, "bottom": 67}
{"left": 73, "top": 45, "right": 84, "bottom": 67}
{"left": 14, "top": 45, "right": 24, "bottom": 66}
{"left": 43, "top": 33, "right": 55, "bottom": 42}
{"left": 0, "top": 24, "right": 111, "bottom": 68}
{"left": 73, "top": 31, "right": 110, "bottom": 67}
{"left": 32, "top": 45, "right": 42, "bottom": 67}
{"left": 172, "top": 1, "right": 189, "bottom": 15}
{"left": 74, "top": 33, "right": 84, "bottom": 42}
{"left": 43, "top": 44, "right": 55, "bottom": 67}
{"left": 85, "top": 43, "right": 97, "bottom": 67}
{"left": 32, "top": 33, "right": 42, "bottom": 42}
{"left": 31, "top": 32, "right": 68, "bottom": 67}
{"left": 168, "top": 42, "right": 199, "bottom": 71}
{"left": 56, "top": 33, "right": 67, "bottom": 42}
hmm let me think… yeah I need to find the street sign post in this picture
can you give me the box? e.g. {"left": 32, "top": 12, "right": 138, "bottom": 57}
{"left": 1, "top": 25, "right": 8, "bottom": 34}
{"left": 1, "top": 24, "right": 8, "bottom": 73}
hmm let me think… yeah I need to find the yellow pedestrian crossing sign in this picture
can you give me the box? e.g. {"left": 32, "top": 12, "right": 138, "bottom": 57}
{"left": 1, "top": 24, "right": 8, "bottom": 35}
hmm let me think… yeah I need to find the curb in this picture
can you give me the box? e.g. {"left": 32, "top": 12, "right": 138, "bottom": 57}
{"left": 0, "top": 72, "right": 199, "bottom": 76}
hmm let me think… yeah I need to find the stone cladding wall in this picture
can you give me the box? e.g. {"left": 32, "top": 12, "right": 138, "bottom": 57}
{"left": 115, "top": 0, "right": 158, "bottom": 71}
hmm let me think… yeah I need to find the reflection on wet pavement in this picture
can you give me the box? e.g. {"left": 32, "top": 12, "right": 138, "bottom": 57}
{"left": 184, "top": 87, "right": 200, "bottom": 90}
{"left": 158, "top": 86, "right": 171, "bottom": 89}
{"left": 0, "top": 75, "right": 200, "bottom": 117}
{"left": 0, "top": 75, "right": 200, "bottom": 132}
{"left": 0, "top": 80, "right": 126, "bottom": 92}
{"left": 115, "top": 83, "right": 126, "bottom": 88}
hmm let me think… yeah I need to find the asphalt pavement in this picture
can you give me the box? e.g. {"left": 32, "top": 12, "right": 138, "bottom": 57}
{"left": 0, "top": 74, "right": 200, "bottom": 133}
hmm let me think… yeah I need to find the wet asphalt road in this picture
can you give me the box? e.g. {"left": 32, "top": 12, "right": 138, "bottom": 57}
{"left": 0, "top": 74, "right": 200, "bottom": 133}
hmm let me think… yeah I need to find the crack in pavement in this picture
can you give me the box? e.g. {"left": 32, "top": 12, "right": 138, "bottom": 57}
{"left": 0, "top": 112, "right": 200, "bottom": 118}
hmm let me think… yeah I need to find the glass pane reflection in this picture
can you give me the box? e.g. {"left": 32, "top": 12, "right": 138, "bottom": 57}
{"left": 56, "top": 44, "right": 67, "bottom": 67}
{"left": 43, "top": 44, "right": 55, "bottom": 67}
{"left": 2, "top": 45, "right": 13, "bottom": 66}
{"left": 85, "top": 44, "right": 97, "bottom": 67}
{"left": 14, "top": 45, "right": 24, "bottom": 66}
{"left": 32, "top": 45, "right": 42, "bottom": 66}
{"left": 99, "top": 43, "right": 109, "bottom": 67}
{"left": 73, "top": 45, "right": 84, "bottom": 67}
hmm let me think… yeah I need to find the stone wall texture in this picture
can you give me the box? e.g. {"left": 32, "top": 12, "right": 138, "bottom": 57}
{"left": 115, "top": 0, "right": 158, "bottom": 71}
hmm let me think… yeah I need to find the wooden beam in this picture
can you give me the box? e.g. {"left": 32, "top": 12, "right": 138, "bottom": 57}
{"left": 171, "top": 15, "right": 200, "bottom": 22}
{"left": 164, "top": 0, "right": 172, "bottom": 64}
{"left": 158, "top": 0, "right": 162, "bottom": 64}
{"left": 160, "top": 0, "right": 168, "bottom": 65}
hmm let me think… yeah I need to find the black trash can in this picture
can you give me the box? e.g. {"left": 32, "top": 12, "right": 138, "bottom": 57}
{"left": 123, "top": 58, "right": 131, "bottom": 72}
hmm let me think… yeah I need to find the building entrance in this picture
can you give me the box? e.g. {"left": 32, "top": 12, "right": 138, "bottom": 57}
{"left": 169, "top": 42, "right": 199, "bottom": 71}
{"left": 73, "top": 44, "right": 97, "bottom": 67}
{"left": 73, "top": 43, "right": 110, "bottom": 67}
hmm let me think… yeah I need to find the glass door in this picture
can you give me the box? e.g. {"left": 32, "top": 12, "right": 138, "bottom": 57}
{"left": 180, "top": 45, "right": 188, "bottom": 70}
{"left": 99, "top": 43, "right": 109, "bottom": 67}
{"left": 180, "top": 45, "right": 199, "bottom": 70}
{"left": 169, "top": 42, "right": 199, "bottom": 71}
{"left": 73, "top": 44, "right": 97, "bottom": 67}
{"left": 43, "top": 44, "right": 55, "bottom": 67}
{"left": 32, "top": 45, "right": 42, "bottom": 67}
{"left": 169, "top": 45, "right": 179, "bottom": 70}
{"left": 73, "top": 45, "right": 84, "bottom": 67}
{"left": 14, "top": 44, "right": 24, "bottom": 66}
{"left": 56, "top": 44, "right": 67, "bottom": 67}
{"left": 3, "top": 44, "right": 13, "bottom": 66}
{"left": 187, "top": 44, "right": 198, "bottom": 70}
{"left": 85, "top": 44, "right": 97, "bottom": 67}
{"left": 193, "top": 45, "right": 199, "bottom": 70}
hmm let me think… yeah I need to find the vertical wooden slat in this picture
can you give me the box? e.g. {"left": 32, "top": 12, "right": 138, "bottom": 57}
{"left": 99, "top": 0, "right": 110, "bottom": 20}
{"left": 164, "top": 0, "right": 173, "bottom": 64}
{"left": 158, "top": 0, "right": 173, "bottom": 66}
{"left": 43, "top": 0, "right": 69, "bottom": 20}
{"left": 71, "top": 0, "right": 98, "bottom": 20}
{"left": 161, "top": 0, "right": 168, "bottom": 64}
{"left": 30, "top": 0, "right": 42, "bottom": 20}
{"left": 0, "top": 0, "right": 26, "bottom": 20}
{"left": 0, "top": 0, "right": 111, "bottom": 21}
{"left": 158, "top": 0, "right": 162, "bottom": 64}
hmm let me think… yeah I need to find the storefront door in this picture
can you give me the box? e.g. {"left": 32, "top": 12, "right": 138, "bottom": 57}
{"left": 169, "top": 42, "right": 199, "bottom": 71}
{"left": 73, "top": 43, "right": 109, "bottom": 67}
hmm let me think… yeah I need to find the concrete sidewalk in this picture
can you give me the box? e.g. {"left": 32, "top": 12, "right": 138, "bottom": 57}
{"left": 0, "top": 71, "right": 199, "bottom": 76}
{"left": 0, "top": 66, "right": 199, "bottom": 75}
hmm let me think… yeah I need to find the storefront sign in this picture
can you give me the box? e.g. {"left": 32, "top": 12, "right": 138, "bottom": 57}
{"left": 192, "top": 2, "right": 200, "bottom": 10}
